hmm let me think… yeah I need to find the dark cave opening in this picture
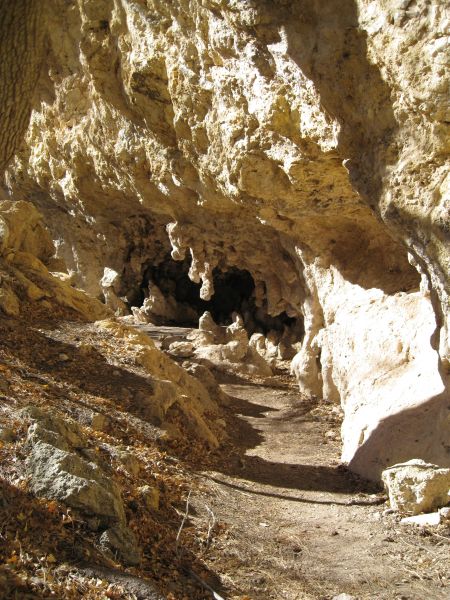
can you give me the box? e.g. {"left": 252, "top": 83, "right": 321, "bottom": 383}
{"left": 138, "top": 254, "right": 302, "bottom": 339}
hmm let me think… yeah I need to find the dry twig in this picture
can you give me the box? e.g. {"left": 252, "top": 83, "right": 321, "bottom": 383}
{"left": 176, "top": 490, "right": 191, "bottom": 556}
{"left": 204, "top": 503, "right": 216, "bottom": 547}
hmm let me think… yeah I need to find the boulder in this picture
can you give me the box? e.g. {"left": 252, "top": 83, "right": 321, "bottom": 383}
{"left": 27, "top": 443, "right": 126, "bottom": 525}
{"left": 382, "top": 459, "right": 450, "bottom": 515}
{"left": 99, "top": 525, "right": 141, "bottom": 566}
{"left": 24, "top": 408, "right": 126, "bottom": 525}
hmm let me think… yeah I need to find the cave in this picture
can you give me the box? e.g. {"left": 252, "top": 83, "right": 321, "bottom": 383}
{"left": 139, "top": 253, "right": 303, "bottom": 341}
{"left": 0, "top": 1, "right": 449, "bottom": 597}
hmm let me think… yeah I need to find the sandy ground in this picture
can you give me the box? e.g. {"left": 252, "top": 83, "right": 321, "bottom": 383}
{"left": 187, "top": 379, "right": 450, "bottom": 600}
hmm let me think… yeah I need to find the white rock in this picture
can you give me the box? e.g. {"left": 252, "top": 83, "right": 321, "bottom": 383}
{"left": 101, "top": 267, "right": 120, "bottom": 289}
{"left": 382, "top": 459, "right": 450, "bottom": 515}
{"left": 439, "top": 506, "right": 450, "bottom": 521}
{"left": 400, "top": 512, "right": 441, "bottom": 527}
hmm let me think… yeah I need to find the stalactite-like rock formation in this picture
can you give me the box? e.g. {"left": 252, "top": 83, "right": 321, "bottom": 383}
{"left": 2, "top": 0, "right": 449, "bottom": 480}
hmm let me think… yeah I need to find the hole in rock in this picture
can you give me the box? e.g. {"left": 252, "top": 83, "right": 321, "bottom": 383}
{"left": 138, "top": 254, "right": 303, "bottom": 341}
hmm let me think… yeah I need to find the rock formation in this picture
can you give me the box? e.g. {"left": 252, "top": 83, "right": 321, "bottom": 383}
{"left": 1, "top": 0, "right": 449, "bottom": 480}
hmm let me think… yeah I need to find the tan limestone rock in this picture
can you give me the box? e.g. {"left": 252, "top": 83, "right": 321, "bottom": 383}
{"left": 1, "top": 0, "right": 449, "bottom": 479}
{"left": 382, "top": 459, "right": 450, "bottom": 516}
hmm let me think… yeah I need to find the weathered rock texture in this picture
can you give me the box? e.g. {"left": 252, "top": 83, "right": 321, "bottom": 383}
{"left": 2, "top": 0, "right": 449, "bottom": 480}
{"left": 186, "top": 311, "right": 274, "bottom": 377}
{"left": 96, "top": 319, "right": 222, "bottom": 448}
{"left": 23, "top": 406, "right": 127, "bottom": 525}
{"left": 382, "top": 459, "right": 450, "bottom": 516}
{"left": 0, "top": 199, "right": 110, "bottom": 320}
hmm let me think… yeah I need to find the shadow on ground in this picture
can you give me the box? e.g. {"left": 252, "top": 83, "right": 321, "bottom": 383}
{"left": 200, "top": 380, "right": 382, "bottom": 500}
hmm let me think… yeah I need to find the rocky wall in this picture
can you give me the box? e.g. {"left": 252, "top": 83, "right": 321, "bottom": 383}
{"left": 2, "top": 0, "right": 449, "bottom": 480}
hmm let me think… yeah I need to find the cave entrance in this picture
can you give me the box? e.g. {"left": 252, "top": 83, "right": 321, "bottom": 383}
{"left": 138, "top": 254, "right": 302, "bottom": 341}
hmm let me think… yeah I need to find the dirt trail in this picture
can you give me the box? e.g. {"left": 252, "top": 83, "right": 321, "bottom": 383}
{"left": 189, "top": 379, "right": 449, "bottom": 600}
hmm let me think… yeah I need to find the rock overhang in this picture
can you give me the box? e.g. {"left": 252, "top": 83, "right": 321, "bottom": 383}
{"left": 1, "top": 0, "right": 449, "bottom": 481}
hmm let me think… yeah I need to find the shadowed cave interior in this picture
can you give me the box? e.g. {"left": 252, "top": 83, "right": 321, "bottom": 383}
{"left": 137, "top": 253, "right": 304, "bottom": 342}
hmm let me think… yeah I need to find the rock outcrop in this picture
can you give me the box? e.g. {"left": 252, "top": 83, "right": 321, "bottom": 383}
{"left": 24, "top": 406, "right": 126, "bottom": 525}
{"left": 97, "top": 319, "right": 222, "bottom": 448}
{"left": 0, "top": 199, "right": 110, "bottom": 320}
{"left": 186, "top": 311, "right": 274, "bottom": 377}
{"left": 1, "top": 0, "right": 449, "bottom": 480}
{"left": 23, "top": 405, "right": 145, "bottom": 565}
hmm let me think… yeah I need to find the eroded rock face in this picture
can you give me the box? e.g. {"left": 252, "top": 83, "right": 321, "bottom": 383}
{"left": 2, "top": 0, "right": 449, "bottom": 479}
{"left": 0, "top": 199, "right": 109, "bottom": 320}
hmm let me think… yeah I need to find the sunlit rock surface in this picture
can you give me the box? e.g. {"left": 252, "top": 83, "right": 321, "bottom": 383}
{"left": 3, "top": 0, "right": 449, "bottom": 480}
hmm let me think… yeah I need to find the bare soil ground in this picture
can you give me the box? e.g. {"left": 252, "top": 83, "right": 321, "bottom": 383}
{"left": 187, "top": 378, "right": 450, "bottom": 600}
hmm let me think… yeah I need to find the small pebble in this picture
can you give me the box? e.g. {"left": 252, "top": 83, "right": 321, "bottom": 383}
{"left": 401, "top": 512, "right": 441, "bottom": 526}
{"left": 58, "top": 353, "right": 70, "bottom": 362}
{"left": 138, "top": 485, "right": 160, "bottom": 511}
{"left": 0, "top": 377, "right": 10, "bottom": 394}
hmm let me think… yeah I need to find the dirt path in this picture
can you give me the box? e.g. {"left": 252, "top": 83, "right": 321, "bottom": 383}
{"left": 189, "top": 380, "right": 449, "bottom": 600}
